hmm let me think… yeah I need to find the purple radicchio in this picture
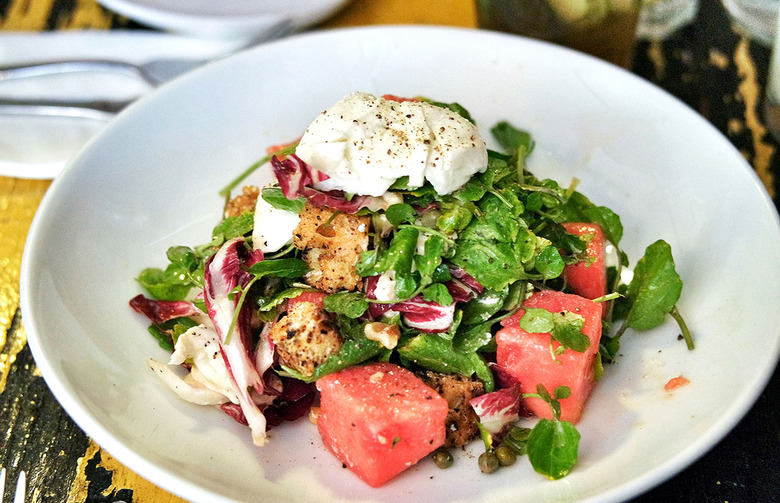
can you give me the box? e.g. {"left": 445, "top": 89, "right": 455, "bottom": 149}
{"left": 271, "top": 154, "right": 374, "bottom": 213}
{"left": 363, "top": 269, "right": 484, "bottom": 333}
{"left": 469, "top": 383, "right": 523, "bottom": 436}
{"left": 204, "top": 237, "right": 274, "bottom": 445}
{"left": 129, "top": 294, "right": 203, "bottom": 324}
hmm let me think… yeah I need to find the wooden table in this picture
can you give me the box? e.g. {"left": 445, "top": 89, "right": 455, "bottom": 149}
{"left": 1, "top": 0, "right": 778, "bottom": 501}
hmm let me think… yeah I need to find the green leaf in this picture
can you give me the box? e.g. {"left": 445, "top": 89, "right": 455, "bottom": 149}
{"left": 396, "top": 333, "right": 494, "bottom": 391}
{"left": 451, "top": 240, "right": 527, "bottom": 290}
{"left": 385, "top": 203, "right": 417, "bottom": 227}
{"left": 261, "top": 187, "right": 306, "bottom": 214}
{"left": 520, "top": 307, "right": 555, "bottom": 333}
{"left": 248, "top": 258, "right": 309, "bottom": 279}
{"left": 255, "top": 287, "right": 304, "bottom": 312}
{"left": 422, "top": 283, "right": 454, "bottom": 306}
{"left": 283, "top": 336, "right": 386, "bottom": 382}
{"left": 323, "top": 291, "right": 369, "bottom": 318}
{"left": 535, "top": 245, "right": 565, "bottom": 279}
{"left": 624, "top": 240, "right": 683, "bottom": 330}
{"left": 452, "top": 317, "right": 498, "bottom": 354}
{"left": 550, "top": 312, "right": 589, "bottom": 353}
{"left": 414, "top": 234, "right": 446, "bottom": 281}
{"left": 491, "top": 121, "right": 535, "bottom": 157}
{"left": 558, "top": 192, "right": 623, "bottom": 246}
{"left": 460, "top": 288, "right": 509, "bottom": 325}
{"left": 527, "top": 418, "right": 580, "bottom": 480}
{"left": 210, "top": 213, "right": 255, "bottom": 248}
{"left": 426, "top": 100, "right": 475, "bottom": 124}
{"left": 137, "top": 267, "right": 194, "bottom": 301}
{"left": 383, "top": 227, "right": 420, "bottom": 299}
{"left": 520, "top": 308, "right": 589, "bottom": 353}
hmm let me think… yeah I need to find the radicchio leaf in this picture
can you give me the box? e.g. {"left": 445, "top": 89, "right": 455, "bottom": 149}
{"left": 364, "top": 276, "right": 455, "bottom": 333}
{"left": 271, "top": 154, "right": 374, "bottom": 213}
{"left": 129, "top": 294, "right": 202, "bottom": 324}
{"left": 204, "top": 237, "right": 272, "bottom": 445}
{"left": 470, "top": 383, "right": 523, "bottom": 436}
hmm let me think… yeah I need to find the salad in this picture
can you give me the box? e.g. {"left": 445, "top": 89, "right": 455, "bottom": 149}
{"left": 131, "top": 92, "right": 692, "bottom": 487}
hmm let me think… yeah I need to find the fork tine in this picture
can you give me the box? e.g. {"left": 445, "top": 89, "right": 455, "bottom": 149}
{"left": 0, "top": 467, "right": 5, "bottom": 499}
{"left": 13, "top": 471, "right": 25, "bottom": 503}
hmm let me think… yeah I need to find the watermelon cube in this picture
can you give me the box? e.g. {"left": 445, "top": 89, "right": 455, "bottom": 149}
{"left": 316, "top": 362, "right": 448, "bottom": 487}
{"left": 496, "top": 290, "right": 602, "bottom": 423}
{"left": 561, "top": 222, "right": 607, "bottom": 300}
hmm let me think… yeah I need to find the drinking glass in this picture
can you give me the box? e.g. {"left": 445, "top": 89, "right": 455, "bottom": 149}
{"left": 474, "top": 0, "right": 642, "bottom": 68}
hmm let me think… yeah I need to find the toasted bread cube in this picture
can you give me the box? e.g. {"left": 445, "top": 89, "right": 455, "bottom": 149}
{"left": 417, "top": 371, "right": 485, "bottom": 448}
{"left": 292, "top": 203, "right": 370, "bottom": 292}
{"left": 269, "top": 300, "right": 342, "bottom": 377}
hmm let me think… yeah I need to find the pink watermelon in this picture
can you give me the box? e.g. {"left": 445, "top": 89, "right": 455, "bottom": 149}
{"left": 496, "top": 290, "right": 602, "bottom": 424}
{"left": 561, "top": 222, "right": 607, "bottom": 300}
{"left": 316, "top": 362, "right": 448, "bottom": 487}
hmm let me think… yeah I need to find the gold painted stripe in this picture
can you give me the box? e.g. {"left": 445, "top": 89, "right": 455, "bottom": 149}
{"left": 0, "top": 0, "right": 55, "bottom": 30}
{"left": 0, "top": 177, "right": 49, "bottom": 393}
{"left": 70, "top": 441, "right": 187, "bottom": 503}
{"left": 734, "top": 38, "right": 776, "bottom": 197}
{"left": 56, "top": 0, "right": 115, "bottom": 30}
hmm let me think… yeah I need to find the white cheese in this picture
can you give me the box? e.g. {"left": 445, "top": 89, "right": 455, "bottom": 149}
{"left": 252, "top": 182, "right": 301, "bottom": 253}
{"left": 295, "top": 92, "right": 488, "bottom": 196}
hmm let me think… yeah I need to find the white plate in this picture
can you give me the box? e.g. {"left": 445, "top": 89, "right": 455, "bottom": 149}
{"left": 96, "top": 0, "right": 351, "bottom": 39}
{"left": 21, "top": 26, "right": 780, "bottom": 503}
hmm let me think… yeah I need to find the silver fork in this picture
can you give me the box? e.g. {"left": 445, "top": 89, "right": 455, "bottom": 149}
{"left": 0, "top": 467, "right": 26, "bottom": 503}
{"left": 0, "top": 22, "right": 293, "bottom": 120}
{"left": 0, "top": 57, "right": 207, "bottom": 120}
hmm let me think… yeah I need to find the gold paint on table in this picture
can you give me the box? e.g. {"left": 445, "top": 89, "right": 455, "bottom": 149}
{"left": 734, "top": 38, "right": 776, "bottom": 197}
{"left": 0, "top": 178, "right": 49, "bottom": 393}
{"left": 0, "top": 0, "right": 115, "bottom": 30}
{"left": 70, "top": 442, "right": 187, "bottom": 503}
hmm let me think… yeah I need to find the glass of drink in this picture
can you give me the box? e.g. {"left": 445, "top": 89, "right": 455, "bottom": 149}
{"left": 474, "top": 0, "right": 642, "bottom": 68}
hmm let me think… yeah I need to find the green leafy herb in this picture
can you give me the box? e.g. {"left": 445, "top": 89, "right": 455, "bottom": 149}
{"left": 261, "top": 187, "right": 306, "bottom": 214}
{"left": 520, "top": 308, "right": 589, "bottom": 353}
{"left": 385, "top": 203, "right": 417, "bottom": 227}
{"left": 523, "top": 384, "right": 580, "bottom": 480}
{"left": 281, "top": 335, "right": 385, "bottom": 382}
{"left": 397, "top": 333, "right": 495, "bottom": 392}
{"left": 323, "top": 291, "right": 369, "bottom": 318}
{"left": 248, "top": 258, "right": 309, "bottom": 279}
{"left": 209, "top": 213, "right": 255, "bottom": 248}
{"left": 421, "top": 283, "right": 454, "bottom": 306}
{"left": 615, "top": 240, "right": 692, "bottom": 349}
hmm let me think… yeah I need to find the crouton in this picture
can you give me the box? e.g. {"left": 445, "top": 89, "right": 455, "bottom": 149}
{"left": 292, "top": 202, "right": 370, "bottom": 293}
{"left": 417, "top": 371, "right": 485, "bottom": 448}
{"left": 269, "top": 300, "right": 342, "bottom": 377}
{"left": 224, "top": 185, "right": 260, "bottom": 218}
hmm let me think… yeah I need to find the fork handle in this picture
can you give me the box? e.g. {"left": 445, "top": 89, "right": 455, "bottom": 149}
{"left": 0, "top": 98, "right": 127, "bottom": 120}
{"left": 0, "top": 59, "right": 152, "bottom": 84}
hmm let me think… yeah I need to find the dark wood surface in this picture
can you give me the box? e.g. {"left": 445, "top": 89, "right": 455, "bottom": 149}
{"left": 1, "top": 0, "right": 778, "bottom": 501}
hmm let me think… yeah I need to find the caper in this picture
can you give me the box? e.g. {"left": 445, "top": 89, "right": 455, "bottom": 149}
{"left": 432, "top": 449, "right": 454, "bottom": 469}
{"left": 478, "top": 451, "right": 499, "bottom": 474}
{"left": 495, "top": 445, "right": 517, "bottom": 466}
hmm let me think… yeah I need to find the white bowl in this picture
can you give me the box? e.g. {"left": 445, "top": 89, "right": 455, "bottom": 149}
{"left": 21, "top": 26, "right": 780, "bottom": 503}
{"left": 97, "top": 0, "right": 351, "bottom": 40}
